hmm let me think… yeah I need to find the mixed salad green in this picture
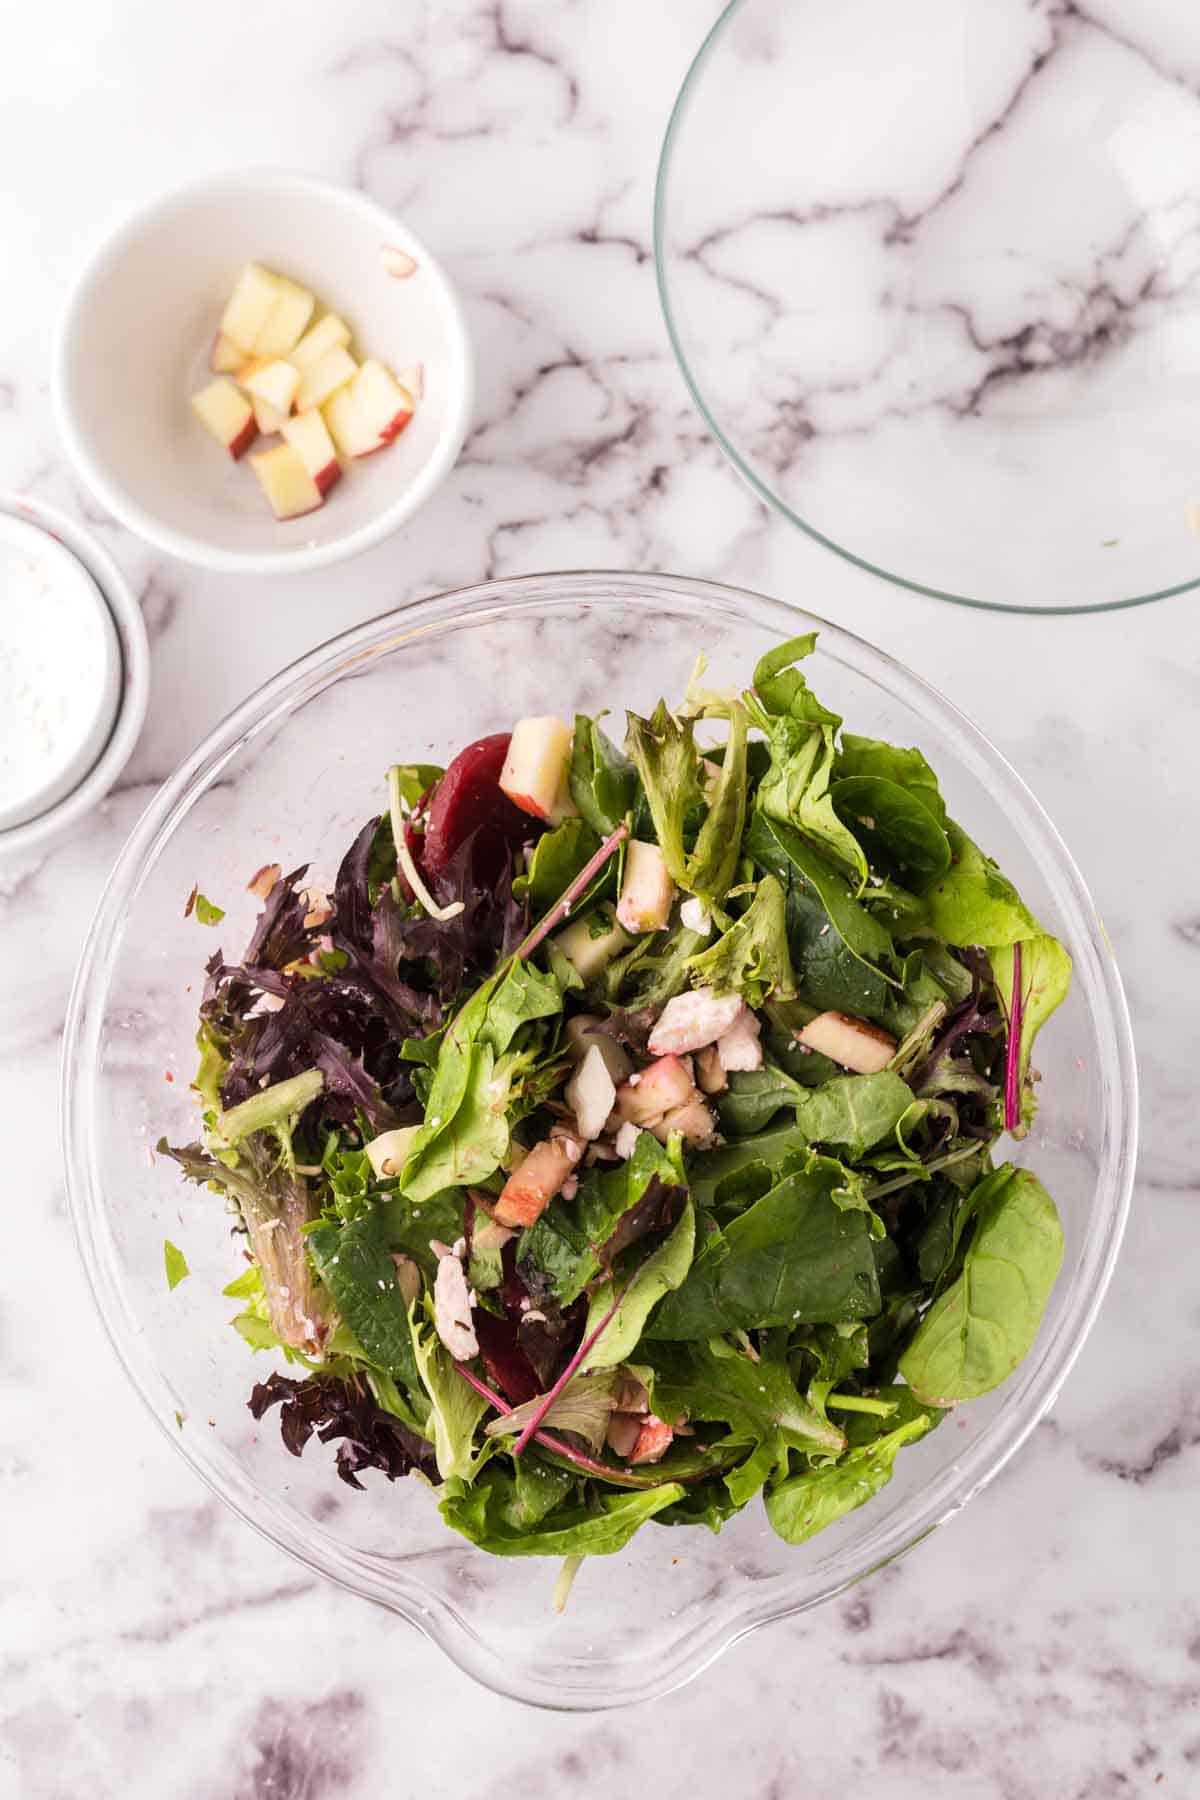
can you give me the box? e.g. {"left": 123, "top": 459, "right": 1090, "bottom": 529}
{"left": 161, "top": 636, "right": 1070, "bottom": 1570}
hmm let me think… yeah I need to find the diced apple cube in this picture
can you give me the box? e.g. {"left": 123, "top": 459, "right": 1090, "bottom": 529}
{"left": 565, "top": 1044, "right": 618, "bottom": 1143}
{"left": 220, "top": 263, "right": 282, "bottom": 354}
{"left": 716, "top": 1009, "right": 763, "bottom": 1072}
{"left": 281, "top": 408, "right": 342, "bottom": 495}
{"left": 494, "top": 1135, "right": 582, "bottom": 1228}
{"left": 248, "top": 442, "right": 324, "bottom": 521}
{"left": 294, "top": 345, "right": 357, "bottom": 414}
{"left": 650, "top": 1096, "right": 716, "bottom": 1148}
{"left": 499, "top": 717, "right": 578, "bottom": 824}
{"left": 252, "top": 276, "right": 314, "bottom": 357}
{"left": 289, "top": 313, "right": 351, "bottom": 372}
{"left": 241, "top": 358, "right": 301, "bottom": 415}
{"left": 249, "top": 392, "right": 289, "bottom": 435}
{"left": 565, "top": 1015, "right": 634, "bottom": 1084}
{"left": 210, "top": 331, "right": 244, "bottom": 374}
{"left": 614, "top": 1055, "right": 694, "bottom": 1126}
{"left": 555, "top": 905, "right": 631, "bottom": 984}
{"left": 190, "top": 378, "right": 256, "bottom": 459}
{"left": 616, "top": 840, "right": 674, "bottom": 934}
{"left": 354, "top": 359, "right": 416, "bottom": 444}
{"left": 796, "top": 1010, "right": 896, "bottom": 1074}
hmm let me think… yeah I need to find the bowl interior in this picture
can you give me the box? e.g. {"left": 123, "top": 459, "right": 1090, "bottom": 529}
{"left": 56, "top": 174, "right": 470, "bottom": 568}
{"left": 656, "top": 0, "right": 1200, "bottom": 613}
{"left": 64, "top": 574, "right": 1135, "bottom": 1708}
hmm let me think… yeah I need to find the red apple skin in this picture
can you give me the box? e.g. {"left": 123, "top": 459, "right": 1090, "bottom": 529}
{"left": 228, "top": 416, "right": 258, "bottom": 460}
{"left": 501, "top": 789, "right": 553, "bottom": 823}
{"left": 380, "top": 406, "right": 414, "bottom": 444}
{"left": 313, "top": 458, "right": 342, "bottom": 495}
{"left": 422, "top": 733, "right": 538, "bottom": 878}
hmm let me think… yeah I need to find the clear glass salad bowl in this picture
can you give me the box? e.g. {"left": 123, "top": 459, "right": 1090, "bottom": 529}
{"left": 655, "top": 0, "right": 1200, "bottom": 613}
{"left": 62, "top": 572, "right": 1136, "bottom": 1709}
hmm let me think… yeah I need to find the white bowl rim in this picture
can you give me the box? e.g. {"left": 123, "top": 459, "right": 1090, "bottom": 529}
{"left": 0, "top": 493, "right": 150, "bottom": 856}
{"left": 51, "top": 169, "right": 475, "bottom": 575}
{"left": 61, "top": 570, "right": 1138, "bottom": 1708}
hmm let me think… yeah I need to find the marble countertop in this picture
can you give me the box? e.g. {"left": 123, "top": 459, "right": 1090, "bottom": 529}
{"left": 2, "top": 2, "right": 1197, "bottom": 1794}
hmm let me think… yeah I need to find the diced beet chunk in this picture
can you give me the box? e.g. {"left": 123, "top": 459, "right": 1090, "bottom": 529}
{"left": 422, "top": 733, "right": 536, "bottom": 878}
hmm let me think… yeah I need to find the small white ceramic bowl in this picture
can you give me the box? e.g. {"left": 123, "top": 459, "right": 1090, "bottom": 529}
{"left": 53, "top": 172, "right": 474, "bottom": 574}
{"left": 0, "top": 494, "right": 149, "bottom": 858}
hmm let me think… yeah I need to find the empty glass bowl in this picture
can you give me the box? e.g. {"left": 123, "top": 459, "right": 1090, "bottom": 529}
{"left": 62, "top": 573, "right": 1136, "bottom": 1707}
{"left": 655, "top": 0, "right": 1200, "bottom": 612}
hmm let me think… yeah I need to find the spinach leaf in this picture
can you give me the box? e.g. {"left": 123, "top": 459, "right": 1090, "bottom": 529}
{"left": 518, "top": 1130, "right": 685, "bottom": 1306}
{"left": 308, "top": 1213, "right": 426, "bottom": 1414}
{"left": 685, "top": 875, "right": 794, "bottom": 1006}
{"left": 723, "top": 1432, "right": 789, "bottom": 1508}
{"left": 898, "top": 1166, "right": 1064, "bottom": 1406}
{"left": 764, "top": 1411, "right": 933, "bottom": 1545}
{"left": 831, "top": 774, "right": 951, "bottom": 890}
{"left": 498, "top": 1455, "right": 577, "bottom": 1530}
{"left": 409, "top": 1297, "right": 490, "bottom": 1480}
{"left": 399, "top": 958, "right": 564, "bottom": 1203}
{"left": 650, "top": 1157, "right": 880, "bottom": 1339}
{"left": 925, "top": 823, "right": 1044, "bottom": 948}
{"left": 835, "top": 734, "right": 948, "bottom": 826}
{"left": 440, "top": 1471, "right": 686, "bottom": 1556}
{"left": 745, "top": 812, "right": 899, "bottom": 1018}
{"left": 570, "top": 715, "right": 638, "bottom": 837}
{"left": 644, "top": 1340, "right": 845, "bottom": 1454}
{"left": 746, "top": 637, "right": 868, "bottom": 887}
{"left": 582, "top": 1198, "right": 696, "bottom": 1367}
{"left": 688, "top": 1122, "right": 813, "bottom": 1212}
{"left": 514, "top": 817, "right": 603, "bottom": 910}
{"left": 718, "top": 1066, "right": 806, "bottom": 1137}
{"left": 718, "top": 1067, "right": 915, "bottom": 1162}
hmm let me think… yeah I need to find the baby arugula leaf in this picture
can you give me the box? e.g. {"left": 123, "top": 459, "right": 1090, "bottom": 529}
{"left": 399, "top": 958, "right": 563, "bottom": 1203}
{"left": 685, "top": 875, "right": 794, "bottom": 1006}
{"left": 764, "top": 1410, "right": 934, "bottom": 1545}
{"left": 898, "top": 1166, "right": 1064, "bottom": 1406}
{"left": 582, "top": 1197, "right": 697, "bottom": 1368}
{"left": 307, "top": 1213, "right": 426, "bottom": 1423}
{"left": 163, "top": 1239, "right": 190, "bottom": 1290}
{"left": 686, "top": 698, "right": 749, "bottom": 906}
{"left": 644, "top": 1340, "right": 846, "bottom": 1454}
{"left": 409, "top": 1295, "right": 491, "bottom": 1481}
{"left": 625, "top": 700, "right": 701, "bottom": 889}
{"left": 518, "top": 1129, "right": 686, "bottom": 1307}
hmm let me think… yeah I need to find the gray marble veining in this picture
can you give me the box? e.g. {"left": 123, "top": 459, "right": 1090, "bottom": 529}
{"left": 0, "top": 0, "right": 1197, "bottom": 1794}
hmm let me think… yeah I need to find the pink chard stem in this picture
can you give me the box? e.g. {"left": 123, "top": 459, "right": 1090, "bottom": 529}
{"left": 454, "top": 1358, "right": 661, "bottom": 1488}
{"left": 517, "top": 823, "right": 629, "bottom": 961}
{"left": 1003, "top": 939, "right": 1024, "bottom": 1133}
{"left": 511, "top": 1290, "right": 623, "bottom": 1458}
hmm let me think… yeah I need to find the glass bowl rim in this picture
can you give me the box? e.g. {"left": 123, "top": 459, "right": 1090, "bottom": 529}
{"left": 61, "top": 569, "right": 1138, "bottom": 1708}
{"left": 653, "top": 0, "right": 1197, "bottom": 618}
